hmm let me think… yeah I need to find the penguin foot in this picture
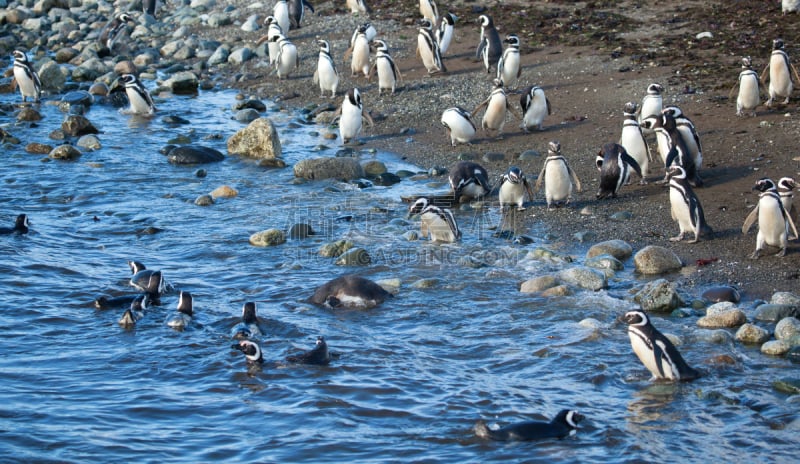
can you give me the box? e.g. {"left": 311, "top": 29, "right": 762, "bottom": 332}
{"left": 669, "top": 234, "right": 684, "bottom": 242}
{"left": 777, "top": 248, "right": 787, "bottom": 257}
{"left": 749, "top": 250, "right": 761, "bottom": 259}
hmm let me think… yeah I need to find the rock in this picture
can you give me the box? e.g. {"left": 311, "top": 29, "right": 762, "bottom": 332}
{"left": 527, "top": 247, "right": 573, "bottom": 263}
{"left": 60, "top": 91, "right": 93, "bottom": 109}
{"left": 259, "top": 158, "right": 287, "bottom": 168}
{"left": 38, "top": 61, "right": 67, "bottom": 92}
{"left": 701, "top": 286, "right": 741, "bottom": 303}
{"left": 227, "top": 117, "right": 282, "bottom": 159}
{"left": 754, "top": 303, "right": 799, "bottom": 322}
{"left": 775, "top": 317, "right": 800, "bottom": 340}
{"left": 697, "top": 307, "right": 747, "bottom": 329}
{"left": 482, "top": 152, "right": 505, "bottom": 163}
{"left": 162, "top": 71, "right": 199, "bottom": 94}
{"left": 362, "top": 160, "right": 387, "bottom": 177}
{"left": 113, "top": 61, "right": 137, "bottom": 76}
{"left": 25, "top": 143, "right": 53, "bottom": 154}
{"left": 373, "top": 172, "right": 402, "bottom": 186}
{"left": 62, "top": 115, "right": 98, "bottom": 137}
{"left": 54, "top": 47, "right": 78, "bottom": 63}
{"left": 520, "top": 275, "right": 559, "bottom": 293}
{"left": 634, "top": 279, "right": 682, "bottom": 312}
{"left": 458, "top": 256, "right": 488, "bottom": 268}
{"left": 294, "top": 157, "right": 365, "bottom": 181}
{"left": 235, "top": 108, "right": 260, "bottom": 123}
{"left": 241, "top": 14, "right": 260, "bottom": 32}
{"left": 72, "top": 58, "right": 109, "bottom": 81}
{"left": 573, "top": 231, "right": 596, "bottom": 243}
{"left": 76, "top": 135, "right": 101, "bottom": 151}
{"left": 586, "top": 239, "right": 632, "bottom": 260}
{"left": 542, "top": 285, "right": 571, "bottom": 297}
{"left": 412, "top": 278, "right": 440, "bottom": 289}
{"left": 234, "top": 99, "right": 267, "bottom": 111}
{"left": 319, "top": 240, "right": 353, "bottom": 257}
{"left": 518, "top": 149, "right": 540, "bottom": 160}
{"left": 735, "top": 323, "right": 770, "bottom": 344}
{"left": 207, "top": 45, "right": 230, "bottom": 66}
{"left": 288, "top": 223, "right": 314, "bottom": 239}
{"left": 375, "top": 278, "right": 401, "bottom": 295}
{"left": 17, "top": 108, "right": 42, "bottom": 122}
{"left": 584, "top": 253, "right": 624, "bottom": 271}
{"left": 787, "top": 346, "right": 800, "bottom": 363}
{"left": 167, "top": 145, "right": 225, "bottom": 164}
{"left": 48, "top": 144, "right": 81, "bottom": 160}
{"left": 558, "top": 266, "right": 607, "bottom": 291}
{"left": 402, "top": 230, "right": 419, "bottom": 241}
{"left": 771, "top": 292, "right": 800, "bottom": 308}
{"left": 773, "top": 379, "right": 800, "bottom": 395}
{"left": 228, "top": 47, "right": 253, "bottom": 65}
{"left": 761, "top": 339, "right": 792, "bottom": 356}
{"left": 249, "top": 228, "right": 286, "bottom": 246}
{"left": 194, "top": 194, "right": 214, "bottom": 206}
{"left": 210, "top": 185, "right": 238, "bottom": 199}
{"left": 335, "top": 247, "right": 371, "bottom": 266}
{"left": 88, "top": 83, "right": 109, "bottom": 96}
{"left": 633, "top": 245, "right": 682, "bottom": 275}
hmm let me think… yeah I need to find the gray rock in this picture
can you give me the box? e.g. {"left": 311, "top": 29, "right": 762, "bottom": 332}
{"left": 17, "top": 108, "right": 42, "bottom": 122}
{"left": 59, "top": 90, "right": 93, "bottom": 109}
{"left": 228, "top": 47, "right": 253, "bottom": 65}
{"left": 754, "top": 303, "right": 799, "bottom": 322}
{"left": 335, "top": 247, "right": 371, "bottom": 266}
{"left": 25, "top": 142, "right": 52, "bottom": 154}
{"left": 518, "top": 149, "right": 540, "bottom": 160}
{"left": 586, "top": 239, "right": 633, "bottom": 260}
{"left": 235, "top": 108, "right": 260, "bottom": 123}
{"left": 771, "top": 292, "right": 800, "bottom": 308}
{"left": 542, "top": 285, "right": 571, "bottom": 297}
{"left": 190, "top": 0, "right": 217, "bottom": 10}
{"left": 773, "top": 378, "right": 800, "bottom": 394}
{"left": 458, "top": 256, "right": 488, "bottom": 268}
{"left": 249, "top": 228, "right": 286, "bottom": 246}
{"left": 162, "top": 71, "right": 199, "bottom": 94}
{"left": 48, "top": 144, "right": 81, "bottom": 160}
{"left": 634, "top": 245, "right": 682, "bottom": 275}
{"left": 761, "top": 339, "right": 792, "bottom": 356}
{"left": 76, "top": 135, "right": 101, "bottom": 151}
{"left": 227, "top": 117, "right": 282, "bottom": 159}
{"left": 634, "top": 279, "right": 682, "bottom": 313}
{"left": 412, "top": 278, "right": 440, "bottom": 289}
{"left": 194, "top": 194, "right": 214, "bottom": 206}
{"left": 72, "top": 58, "right": 108, "bottom": 81}
{"left": 319, "top": 240, "right": 353, "bottom": 258}
{"left": 520, "top": 275, "right": 559, "bottom": 293}
{"left": 61, "top": 115, "right": 98, "bottom": 137}
{"left": 558, "top": 266, "right": 607, "bottom": 291}
{"left": 362, "top": 160, "right": 387, "bottom": 177}
{"left": 167, "top": 145, "right": 225, "bottom": 164}
{"left": 294, "top": 157, "right": 365, "bottom": 181}
{"left": 22, "top": 16, "right": 48, "bottom": 31}
{"left": 526, "top": 247, "right": 573, "bottom": 263}
{"left": 775, "top": 317, "right": 800, "bottom": 340}
{"left": 482, "top": 152, "right": 505, "bottom": 163}
{"left": 207, "top": 12, "right": 232, "bottom": 27}
{"left": 207, "top": 45, "right": 230, "bottom": 66}
{"left": 288, "top": 223, "right": 314, "bottom": 239}
{"left": 701, "top": 286, "right": 741, "bottom": 303}
{"left": 735, "top": 323, "right": 771, "bottom": 344}
{"left": 697, "top": 307, "right": 747, "bottom": 328}
{"left": 573, "top": 231, "right": 596, "bottom": 243}
{"left": 38, "top": 61, "right": 67, "bottom": 92}
{"left": 585, "top": 253, "right": 624, "bottom": 271}
{"left": 610, "top": 211, "right": 633, "bottom": 221}
{"left": 241, "top": 14, "right": 260, "bottom": 32}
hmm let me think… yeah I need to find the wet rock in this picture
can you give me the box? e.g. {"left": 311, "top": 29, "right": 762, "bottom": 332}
{"left": 17, "top": 108, "right": 42, "bottom": 121}
{"left": 235, "top": 108, "right": 260, "bottom": 123}
{"left": 634, "top": 279, "right": 682, "bottom": 313}
{"left": 54, "top": 47, "right": 78, "bottom": 63}
{"left": 610, "top": 211, "right": 633, "bottom": 221}
{"left": 701, "top": 286, "right": 741, "bottom": 303}
{"left": 527, "top": 247, "right": 573, "bottom": 263}
{"left": 163, "top": 115, "right": 190, "bottom": 124}
{"left": 458, "top": 256, "right": 488, "bottom": 268}
{"left": 48, "top": 144, "right": 81, "bottom": 160}
{"left": 634, "top": 245, "right": 682, "bottom": 275}
{"left": 210, "top": 185, "right": 238, "bottom": 199}
{"left": 559, "top": 266, "right": 607, "bottom": 291}
{"left": 586, "top": 239, "right": 632, "bottom": 260}
{"left": 72, "top": 58, "right": 109, "bottom": 81}
{"left": 585, "top": 253, "right": 623, "bottom": 271}
{"left": 319, "top": 240, "right": 353, "bottom": 258}
{"left": 775, "top": 317, "right": 800, "bottom": 340}
{"left": 62, "top": 115, "right": 98, "bottom": 137}
{"left": 761, "top": 340, "right": 792, "bottom": 356}
{"left": 773, "top": 378, "right": 800, "bottom": 395}
{"left": 362, "top": 160, "right": 387, "bottom": 177}
{"left": 166, "top": 145, "right": 225, "bottom": 164}
{"left": 259, "top": 158, "right": 287, "bottom": 168}
{"left": 697, "top": 303, "right": 747, "bottom": 328}
{"left": 754, "top": 303, "right": 799, "bottom": 322}
{"left": 788, "top": 346, "right": 800, "bottom": 363}
{"left": 375, "top": 278, "right": 401, "bottom": 295}
{"left": 294, "top": 157, "right": 365, "bottom": 181}
{"left": 335, "top": 247, "right": 371, "bottom": 266}
{"left": 249, "top": 228, "right": 286, "bottom": 246}
{"left": 38, "top": 61, "right": 67, "bottom": 92}
{"left": 520, "top": 275, "right": 559, "bottom": 293}
{"left": 696, "top": 329, "right": 734, "bottom": 344}
{"left": 194, "top": 194, "right": 214, "bottom": 206}
{"left": 771, "top": 292, "right": 800, "bottom": 308}
{"left": 114, "top": 61, "right": 138, "bottom": 76}
{"left": 735, "top": 323, "right": 770, "bottom": 344}
{"left": 373, "top": 172, "right": 402, "bottom": 186}
{"left": 542, "top": 285, "right": 571, "bottom": 297}
{"left": 228, "top": 47, "right": 253, "bottom": 65}
{"left": 227, "top": 117, "right": 282, "bottom": 160}
{"left": 234, "top": 99, "right": 267, "bottom": 112}
{"left": 76, "top": 135, "right": 101, "bottom": 151}
{"left": 162, "top": 71, "right": 199, "bottom": 94}
{"left": 288, "top": 223, "right": 314, "bottom": 239}
{"left": 412, "top": 278, "right": 440, "bottom": 289}
{"left": 402, "top": 230, "right": 419, "bottom": 241}
{"left": 60, "top": 91, "right": 93, "bottom": 110}
{"left": 25, "top": 142, "right": 52, "bottom": 154}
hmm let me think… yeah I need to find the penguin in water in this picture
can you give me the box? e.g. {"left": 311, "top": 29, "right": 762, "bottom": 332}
{"left": 761, "top": 38, "right": 800, "bottom": 107}
{"left": 471, "top": 78, "right": 521, "bottom": 138}
{"left": 637, "top": 83, "right": 663, "bottom": 131}
{"left": 474, "top": 410, "right": 584, "bottom": 441}
{"left": 407, "top": 197, "right": 461, "bottom": 243}
{"left": 285, "top": 336, "right": 332, "bottom": 365}
{"left": 476, "top": 14, "right": 502, "bottom": 73}
{"left": 498, "top": 167, "right": 533, "bottom": 211}
{"left": 310, "top": 275, "right": 392, "bottom": 309}
{"left": 335, "top": 88, "right": 374, "bottom": 145}
{"left": 742, "top": 178, "right": 799, "bottom": 258}
{"left": 441, "top": 107, "right": 477, "bottom": 147}
{"left": 449, "top": 161, "right": 491, "bottom": 202}
{"left": 435, "top": 12, "right": 457, "bottom": 55}
{"left": 234, "top": 340, "right": 264, "bottom": 364}
{"left": 118, "top": 294, "right": 147, "bottom": 328}
{"left": 12, "top": 50, "right": 41, "bottom": 103}
{"left": 231, "top": 302, "right": 265, "bottom": 339}
{"left": 166, "top": 291, "right": 193, "bottom": 330}
{"left": 618, "top": 102, "right": 651, "bottom": 183}
{"left": 128, "top": 261, "right": 169, "bottom": 302}
{"left": 272, "top": 0, "right": 291, "bottom": 35}
{"left": 730, "top": 56, "right": 760, "bottom": 116}
{"left": 349, "top": 23, "right": 372, "bottom": 78}
{"left": 368, "top": 39, "right": 402, "bottom": 95}
{"left": 535, "top": 141, "right": 582, "bottom": 209}
{"left": 271, "top": 33, "right": 299, "bottom": 79}
{"left": 418, "top": 0, "right": 438, "bottom": 23}
{"left": 288, "top": 0, "right": 314, "bottom": 29}
{"left": 519, "top": 85, "right": 551, "bottom": 132}
{"left": 97, "top": 13, "right": 135, "bottom": 56}
{"left": 111, "top": 74, "right": 156, "bottom": 116}
{"left": 595, "top": 143, "right": 641, "bottom": 199}
{"left": 667, "top": 166, "right": 713, "bottom": 243}
{"left": 346, "top": 0, "right": 371, "bottom": 14}
{"left": 416, "top": 18, "right": 446, "bottom": 74}
{"left": 0, "top": 214, "right": 29, "bottom": 235}
{"left": 622, "top": 310, "right": 700, "bottom": 381}
{"left": 497, "top": 34, "right": 521, "bottom": 89}
{"left": 313, "top": 39, "right": 339, "bottom": 97}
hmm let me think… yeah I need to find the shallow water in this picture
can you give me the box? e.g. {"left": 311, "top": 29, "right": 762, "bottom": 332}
{"left": 0, "top": 81, "right": 797, "bottom": 463}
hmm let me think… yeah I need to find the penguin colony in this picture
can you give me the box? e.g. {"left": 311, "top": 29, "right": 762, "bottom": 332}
{"left": 4, "top": 0, "right": 800, "bottom": 446}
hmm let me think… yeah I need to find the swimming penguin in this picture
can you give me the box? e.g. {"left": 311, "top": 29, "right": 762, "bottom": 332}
{"left": 662, "top": 106, "right": 703, "bottom": 173}
{"left": 730, "top": 56, "right": 760, "bottom": 116}
{"left": 272, "top": 0, "right": 291, "bottom": 35}
{"left": 761, "top": 38, "right": 800, "bottom": 107}
{"left": 419, "top": 0, "right": 439, "bottom": 23}
{"left": 534, "top": 141, "right": 582, "bottom": 209}
{"left": 94, "top": 294, "right": 137, "bottom": 310}
{"left": 346, "top": 0, "right": 371, "bottom": 14}
{"left": 449, "top": 161, "right": 491, "bottom": 202}
{"left": 441, "top": 107, "right": 477, "bottom": 147}
{"left": 111, "top": 74, "right": 156, "bottom": 116}
{"left": 416, "top": 18, "right": 446, "bottom": 74}
{"left": 471, "top": 78, "right": 521, "bottom": 138}
{"left": 0, "top": 214, "right": 29, "bottom": 235}
{"left": 519, "top": 85, "right": 551, "bottom": 132}
{"left": 313, "top": 39, "right": 339, "bottom": 97}
{"left": 368, "top": 39, "right": 402, "bottom": 95}
{"left": 667, "top": 166, "right": 713, "bottom": 243}
{"left": 476, "top": 14, "right": 502, "bottom": 73}
{"left": 349, "top": 23, "right": 372, "bottom": 78}
{"left": 623, "top": 310, "right": 700, "bottom": 381}
{"left": 166, "top": 291, "right": 193, "bottom": 330}
{"left": 310, "top": 274, "right": 392, "bottom": 309}
{"left": 336, "top": 88, "right": 374, "bottom": 144}
{"left": 285, "top": 336, "right": 332, "bottom": 365}
{"left": 595, "top": 143, "right": 641, "bottom": 199}
{"left": 12, "top": 50, "right": 41, "bottom": 103}
{"left": 288, "top": 0, "right": 314, "bottom": 29}
{"left": 497, "top": 34, "right": 521, "bottom": 89}
{"left": 498, "top": 167, "right": 534, "bottom": 211}
{"left": 474, "top": 410, "right": 584, "bottom": 441}
{"left": 231, "top": 302, "right": 264, "bottom": 339}
{"left": 778, "top": 176, "right": 798, "bottom": 232}
{"left": 637, "top": 83, "right": 663, "bottom": 129}
{"left": 742, "top": 178, "right": 799, "bottom": 258}
{"left": 118, "top": 294, "right": 147, "bottom": 327}
{"left": 97, "top": 13, "right": 134, "bottom": 54}
{"left": 407, "top": 197, "right": 461, "bottom": 243}
{"left": 271, "top": 34, "right": 299, "bottom": 79}
{"left": 435, "top": 12, "right": 457, "bottom": 55}
{"left": 128, "top": 261, "right": 168, "bottom": 299}
{"left": 234, "top": 340, "right": 264, "bottom": 364}
{"left": 257, "top": 16, "right": 283, "bottom": 66}
{"left": 618, "top": 102, "right": 651, "bottom": 183}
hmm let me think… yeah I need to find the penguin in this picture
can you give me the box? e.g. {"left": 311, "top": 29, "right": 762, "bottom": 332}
{"left": 497, "top": 34, "right": 521, "bottom": 89}
{"left": 474, "top": 410, "right": 584, "bottom": 442}
{"left": 272, "top": 0, "right": 291, "bottom": 35}
{"left": 519, "top": 85, "right": 551, "bottom": 132}
{"left": 498, "top": 167, "right": 534, "bottom": 210}
{"left": 111, "top": 74, "right": 156, "bottom": 116}
{"left": 595, "top": 143, "right": 641, "bottom": 199}
{"left": 272, "top": 34, "right": 299, "bottom": 79}
{"left": 257, "top": 16, "right": 283, "bottom": 66}
{"left": 534, "top": 141, "right": 582, "bottom": 209}
{"left": 288, "top": 0, "right": 314, "bottom": 29}
{"left": 435, "top": 12, "right": 457, "bottom": 55}
{"left": 407, "top": 197, "right": 461, "bottom": 243}
{"left": 336, "top": 88, "right": 374, "bottom": 144}
{"left": 784, "top": 0, "right": 800, "bottom": 14}
{"left": 471, "top": 78, "right": 521, "bottom": 138}
{"left": 662, "top": 106, "right": 703, "bottom": 173}
{"left": 643, "top": 112, "right": 701, "bottom": 187}
{"left": 350, "top": 22, "right": 377, "bottom": 46}
{"left": 449, "top": 161, "right": 491, "bottom": 202}
{"left": 419, "top": 0, "right": 439, "bottom": 23}
{"left": 637, "top": 83, "right": 663, "bottom": 129}
{"left": 416, "top": 18, "right": 446, "bottom": 74}
{"left": 166, "top": 291, "right": 193, "bottom": 330}
{"left": 778, "top": 176, "right": 798, "bottom": 230}
{"left": 285, "top": 336, "right": 331, "bottom": 365}
{"left": 118, "top": 294, "right": 147, "bottom": 328}
{"left": 346, "top": 0, "right": 371, "bottom": 14}
{"left": 761, "top": 38, "right": 800, "bottom": 107}
{"left": 622, "top": 310, "right": 700, "bottom": 381}
{"left": 618, "top": 102, "right": 651, "bottom": 183}
{"left": 94, "top": 294, "right": 138, "bottom": 310}
{"left": 128, "top": 261, "right": 169, "bottom": 299}
{"left": 368, "top": 39, "right": 402, "bottom": 95}
{"left": 313, "top": 39, "right": 339, "bottom": 97}
{"left": 440, "top": 107, "right": 477, "bottom": 146}
{"left": 12, "top": 50, "right": 41, "bottom": 103}
{"left": 310, "top": 274, "right": 392, "bottom": 309}
{"left": 742, "top": 178, "right": 799, "bottom": 258}
{"left": 231, "top": 302, "right": 264, "bottom": 340}
{"left": 234, "top": 340, "right": 264, "bottom": 364}
{"left": 476, "top": 14, "right": 502, "bottom": 74}
{"left": 0, "top": 214, "right": 29, "bottom": 235}
{"left": 97, "top": 13, "right": 134, "bottom": 53}
{"left": 350, "top": 23, "right": 372, "bottom": 78}
{"left": 667, "top": 166, "right": 713, "bottom": 243}
{"left": 730, "top": 56, "right": 760, "bottom": 116}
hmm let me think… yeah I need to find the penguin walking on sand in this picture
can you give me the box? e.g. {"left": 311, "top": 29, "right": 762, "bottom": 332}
{"left": 419, "top": 0, "right": 438, "bottom": 23}
{"left": 272, "top": 33, "right": 299, "bottom": 79}
{"left": 595, "top": 143, "right": 641, "bottom": 199}
{"left": 476, "top": 14, "right": 502, "bottom": 74}
{"left": 667, "top": 166, "right": 712, "bottom": 243}
{"left": 471, "top": 78, "right": 521, "bottom": 138}
{"left": 313, "top": 39, "right": 339, "bottom": 97}
{"left": 498, "top": 167, "right": 534, "bottom": 211}
{"left": 730, "top": 56, "right": 760, "bottom": 116}
{"left": 12, "top": 50, "right": 41, "bottom": 103}
{"left": 474, "top": 410, "right": 584, "bottom": 441}
{"left": 623, "top": 310, "right": 700, "bottom": 381}
{"left": 112, "top": 74, "right": 156, "bottom": 116}
{"left": 435, "top": 12, "right": 457, "bottom": 55}
{"left": 350, "top": 23, "right": 372, "bottom": 78}
{"left": 618, "top": 102, "right": 651, "bottom": 183}
{"left": 273, "top": 0, "right": 291, "bottom": 35}
{"left": 743, "top": 178, "right": 799, "bottom": 258}
{"left": 643, "top": 112, "right": 701, "bottom": 187}
{"left": 449, "top": 161, "right": 491, "bottom": 202}
{"left": 288, "top": 0, "right": 314, "bottom": 29}
{"left": 761, "top": 38, "right": 800, "bottom": 107}
{"left": 637, "top": 83, "right": 663, "bottom": 131}
{"left": 416, "top": 18, "right": 446, "bottom": 74}
{"left": 407, "top": 197, "right": 461, "bottom": 243}
{"left": 369, "top": 40, "right": 402, "bottom": 95}
{"left": 336, "top": 88, "right": 374, "bottom": 145}
{"left": 519, "top": 85, "right": 551, "bottom": 132}
{"left": 535, "top": 141, "right": 582, "bottom": 209}
{"left": 497, "top": 34, "right": 521, "bottom": 89}
{"left": 441, "top": 107, "right": 477, "bottom": 146}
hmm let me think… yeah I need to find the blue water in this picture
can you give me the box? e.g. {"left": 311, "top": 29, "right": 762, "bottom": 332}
{"left": 0, "top": 82, "right": 797, "bottom": 463}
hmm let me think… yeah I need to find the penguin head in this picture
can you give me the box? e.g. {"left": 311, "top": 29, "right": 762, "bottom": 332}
{"left": 555, "top": 409, "right": 584, "bottom": 429}
{"left": 506, "top": 167, "right": 523, "bottom": 183}
{"left": 358, "top": 22, "right": 372, "bottom": 34}
{"left": 119, "top": 13, "right": 134, "bottom": 23}
{"left": 666, "top": 166, "right": 687, "bottom": 181}
{"left": 478, "top": 14, "right": 493, "bottom": 27}
{"left": 646, "top": 83, "right": 663, "bottom": 95}
{"left": 128, "top": 260, "right": 147, "bottom": 274}
{"left": 345, "top": 88, "right": 363, "bottom": 109}
{"left": 662, "top": 105, "right": 682, "bottom": 119}
{"left": 176, "top": 291, "right": 193, "bottom": 316}
{"left": 492, "top": 78, "right": 504, "bottom": 89}
{"left": 753, "top": 178, "right": 777, "bottom": 193}
{"left": 778, "top": 177, "right": 797, "bottom": 191}
{"left": 242, "top": 302, "right": 258, "bottom": 324}
{"left": 774, "top": 38, "right": 785, "bottom": 50}
{"left": 418, "top": 18, "right": 433, "bottom": 29}
{"left": 316, "top": 39, "right": 330, "bottom": 52}
{"left": 547, "top": 140, "right": 561, "bottom": 156}
{"left": 504, "top": 34, "right": 520, "bottom": 47}
{"left": 12, "top": 50, "right": 29, "bottom": 63}
{"left": 119, "top": 74, "right": 139, "bottom": 88}
{"left": 235, "top": 340, "right": 264, "bottom": 363}
{"left": 623, "top": 101, "right": 637, "bottom": 115}
{"left": 407, "top": 197, "right": 430, "bottom": 217}
{"left": 14, "top": 214, "right": 29, "bottom": 233}
{"left": 371, "top": 39, "right": 388, "bottom": 53}
{"left": 315, "top": 336, "right": 326, "bottom": 349}
{"left": 741, "top": 56, "right": 752, "bottom": 69}
{"left": 622, "top": 310, "right": 649, "bottom": 327}
{"left": 264, "top": 15, "right": 276, "bottom": 25}
{"left": 444, "top": 12, "right": 458, "bottom": 24}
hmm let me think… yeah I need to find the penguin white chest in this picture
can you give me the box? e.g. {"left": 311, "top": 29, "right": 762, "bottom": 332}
{"left": 13, "top": 66, "right": 37, "bottom": 99}
{"left": 522, "top": 93, "right": 548, "bottom": 130}
{"left": 758, "top": 197, "right": 788, "bottom": 246}
{"left": 620, "top": 123, "right": 649, "bottom": 175}
{"left": 628, "top": 330, "right": 674, "bottom": 380}
{"left": 669, "top": 186, "right": 693, "bottom": 234}
{"left": 317, "top": 55, "right": 338, "bottom": 96}
{"left": 274, "top": 2, "right": 290, "bottom": 33}
{"left": 267, "top": 27, "right": 282, "bottom": 64}
{"left": 653, "top": 130, "right": 671, "bottom": 165}
{"left": 638, "top": 94, "right": 662, "bottom": 122}
{"left": 499, "top": 50, "right": 520, "bottom": 88}
{"left": 340, "top": 102, "right": 362, "bottom": 142}
{"left": 276, "top": 43, "right": 297, "bottom": 78}
{"left": 420, "top": 211, "right": 457, "bottom": 242}
{"left": 438, "top": 27, "right": 454, "bottom": 54}
{"left": 499, "top": 182, "right": 525, "bottom": 207}
{"left": 417, "top": 34, "right": 436, "bottom": 71}
{"left": 351, "top": 37, "right": 370, "bottom": 77}
{"left": 126, "top": 87, "right": 152, "bottom": 114}
{"left": 769, "top": 53, "right": 794, "bottom": 97}
{"left": 784, "top": 0, "right": 800, "bottom": 13}
{"left": 737, "top": 71, "right": 760, "bottom": 114}
{"left": 544, "top": 161, "right": 572, "bottom": 203}
{"left": 441, "top": 109, "right": 475, "bottom": 145}
{"left": 482, "top": 94, "right": 507, "bottom": 131}
{"left": 376, "top": 58, "right": 396, "bottom": 92}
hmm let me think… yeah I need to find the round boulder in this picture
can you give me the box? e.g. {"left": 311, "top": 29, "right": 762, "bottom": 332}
{"left": 520, "top": 275, "right": 559, "bottom": 293}
{"left": 697, "top": 304, "right": 747, "bottom": 329}
{"left": 585, "top": 239, "right": 633, "bottom": 260}
{"left": 735, "top": 323, "right": 770, "bottom": 344}
{"left": 49, "top": 144, "right": 81, "bottom": 160}
{"left": 227, "top": 117, "right": 282, "bottom": 160}
{"left": 633, "top": 245, "right": 682, "bottom": 275}
{"left": 633, "top": 278, "right": 682, "bottom": 313}
{"left": 62, "top": 115, "right": 98, "bottom": 137}
{"left": 775, "top": 317, "right": 800, "bottom": 341}
{"left": 701, "top": 286, "right": 741, "bottom": 304}
{"left": 249, "top": 229, "right": 286, "bottom": 247}
{"left": 335, "top": 247, "right": 371, "bottom": 266}
{"left": 558, "top": 266, "right": 607, "bottom": 291}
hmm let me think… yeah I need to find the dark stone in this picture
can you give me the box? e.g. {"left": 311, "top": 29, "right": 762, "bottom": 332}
{"left": 702, "top": 286, "right": 741, "bottom": 304}
{"left": 289, "top": 223, "right": 314, "bottom": 239}
{"left": 62, "top": 115, "right": 99, "bottom": 136}
{"left": 162, "top": 115, "right": 191, "bottom": 124}
{"left": 234, "top": 99, "right": 267, "bottom": 111}
{"left": 372, "top": 172, "right": 402, "bottom": 186}
{"left": 17, "top": 107, "right": 42, "bottom": 121}
{"left": 166, "top": 145, "right": 225, "bottom": 164}
{"left": 60, "top": 90, "right": 93, "bottom": 108}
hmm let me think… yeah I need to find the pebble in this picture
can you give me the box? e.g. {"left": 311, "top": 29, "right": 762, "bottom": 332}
{"left": 194, "top": 194, "right": 215, "bottom": 206}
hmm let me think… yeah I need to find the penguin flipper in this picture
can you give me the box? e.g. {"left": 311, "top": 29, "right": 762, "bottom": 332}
{"left": 476, "top": 38, "right": 486, "bottom": 61}
{"left": 546, "top": 97, "right": 552, "bottom": 115}
{"left": 367, "top": 62, "right": 376, "bottom": 80}
{"left": 791, "top": 62, "right": 800, "bottom": 84}
{"left": 534, "top": 164, "right": 547, "bottom": 193}
{"left": 313, "top": 70, "right": 319, "bottom": 84}
{"left": 524, "top": 179, "right": 534, "bottom": 201}
{"left": 759, "top": 63, "right": 770, "bottom": 85}
{"left": 567, "top": 166, "right": 583, "bottom": 193}
{"left": 728, "top": 83, "right": 739, "bottom": 100}
{"left": 742, "top": 204, "right": 759, "bottom": 234}
{"left": 342, "top": 46, "right": 353, "bottom": 63}
{"left": 471, "top": 98, "right": 490, "bottom": 119}
{"left": 361, "top": 109, "right": 375, "bottom": 127}
{"left": 786, "top": 206, "right": 799, "bottom": 240}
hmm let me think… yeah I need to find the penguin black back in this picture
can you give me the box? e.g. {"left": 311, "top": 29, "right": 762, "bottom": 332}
{"left": 474, "top": 409, "right": 584, "bottom": 441}
{"left": 285, "top": 336, "right": 331, "bottom": 365}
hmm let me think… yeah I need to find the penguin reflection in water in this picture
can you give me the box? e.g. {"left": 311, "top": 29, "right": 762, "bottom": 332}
{"left": 623, "top": 310, "right": 699, "bottom": 382}
{"left": 474, "top": 409, "right": 584, "bottom": 442}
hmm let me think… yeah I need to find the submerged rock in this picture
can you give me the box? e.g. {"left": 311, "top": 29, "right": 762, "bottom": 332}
{"left": 754, "top": 304, "right": 799, "bottom": 322}
{"left": 167, "top": 145, "right": 225, "bottom": 164}
{"left": 319, "top": 240, "right": 354, "bottom": 258}
{"left": 520, "top": 275, "right": 558, "bottom": 293}
{"left": 48, "top": 144, "right": 81, "bottom": 160}
{"left": 294, "top": 157, "right": 365, "bottom": 181}
{"left": 335, "top": 247, "right": 371, "bottom": 266}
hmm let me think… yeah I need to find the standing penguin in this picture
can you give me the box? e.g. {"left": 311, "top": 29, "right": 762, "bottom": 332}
{"left": 742, "top": 178, "right": 799, "bottom": 258}
{"left": 662, "top": 106, "right": 703, "bottom": 173}
{"left": 449, "top": 161, "right": 491, "bottom": 202}
{"left": 498, "top": 167, "right": 534, "bottom": 211}
{"left": 350, "top": 23, "right": 372, "bottom": 77}
{"left": 419, "top": 0, "right": 439, "bottom": 23}
{"left": 336, "top": 88, "right": 374, "bottom": 145}
{"left": 435, "top": 12, "right": 457, "bottom": 55}
{"left": 272, "top": 0, "right": 291, "bottom": 35}
{"left": 595, "top": 143, "right": 641, "bottom": 199}
{"left": 623, "top": 310, "right": 700, "bottom": 381}
{"left": 519, "top": 85, "right": 551, "bottom": 132}
{"left": 761, "top": 38, "right": 800, "bottom": 107}
{"left": 476, "top": 14, "right": 502, "bottom": 74}
{"left": 637, "top": 83, "right": 664, "bottom": 129}
{"left": 535, "top": 141, "right": 582, "bottom": 209}
{"left": 407, "top": 197, "right": 461, "bottom": 243}
{"left": 441, "top": 107, "right": 477, "bottom": 146}
{"left": 97, "top": 13, "right": 135, "bottom": 54}
{"left": 313, "top": 39, "right": 339, "bottom": 97}
{"left": 346, "top": 0, "right": 371, "bottom": 14}
{"left": 272, "top": 34, "right": 299, "bottom": 79}
{"left": 778, "top": 176, "right": 798, "bottom": 220}
{"left": 257, "top": 16, "right": 284, "bottom": 66}
{"left": 643, "top": 112, "right": 701, "bottom": 187}
{"left": 111, "top": 74, "right": 156, "bottom": 116}
{"left": 471, "top": 78, "right": 521, "bottom": 138}
{"left": 288, "top": 0, "right": 314, "bottom": 29}
{"left": 12, "top": 50, "right": 41, "bottom": 103}
{"left": 416, "top": 18, "right": 446, "bottom": 74}
{"left": 730, "top": 56, "right": 760, "bottom": 116}
{"left": 368, "top": 40, "right": 402, "bottom": 95}
{"left": 667, "top": 166, "right": 712, "bottom": 243}
{"left": 497, "top": 34, "right": 521, "bottom": 89}
{"left": 619, "top": 102, "right": 651, "bottom": 183}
